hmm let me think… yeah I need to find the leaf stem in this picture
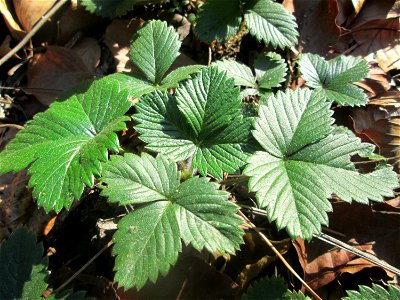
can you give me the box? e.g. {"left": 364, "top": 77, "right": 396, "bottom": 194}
{"left": 238, "top": 211, "right": 322, "bottom": 300}
{"left": 0, "top": 0, "right": 70, "bottom": 66}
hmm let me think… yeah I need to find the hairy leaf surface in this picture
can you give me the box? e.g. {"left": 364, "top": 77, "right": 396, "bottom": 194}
{"left": 244, "top": 88, "right": 398, "bottom": 239}
{"left": 254, "top": 52, "right": 287, "bottom": 89}
{"left": 133, "top": 67, "right": 253, "bottom": 179}
{"left": 0, "top": 77, "right": 131, "bottom": 212}
{"left": 196, "top": 0, "right": 242, "bottom": 42}
{"left": 243, "top": 0, "right": 298, "bottom": 49}
{"left": 101, "top": 154, "right": 244, "bottom": 289}
{"left": 0, "top": 228, "right": 48, "bottom": 300}
{"left": 299, "top": 53, "right": 369, "bottom": 106}
{"left": 130, "top": 20, "right": 181, "bottom": 84}
{"left": 343, "top": 283, "right": 400, "bottom": 300}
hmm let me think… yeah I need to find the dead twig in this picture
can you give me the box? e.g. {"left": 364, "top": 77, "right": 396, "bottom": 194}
{"left": 238, "top": 211, "right": 322, "bottom": 300}
{"left": 0, "top": 0, "right": 70, "bottom": 66}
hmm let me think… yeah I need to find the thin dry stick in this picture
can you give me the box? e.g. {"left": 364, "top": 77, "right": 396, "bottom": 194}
{"left": 0, "top": 0, "right": 70, "bottom": 66}
{"left": 240, "top": 204, "right": 400, "bottom": 276}
{"left": 0, "top": 123, "right": 24, "bottom": 129}
{"left": 315, "top": 233, "right": 400, "bottom": 276}
{"left": 52, "top": 241, "right": 113, "bottom": 294}
{"left": 238, "top": 211, "right": 322, "bottom": 300}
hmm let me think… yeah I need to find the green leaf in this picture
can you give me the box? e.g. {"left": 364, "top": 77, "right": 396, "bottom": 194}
{"left": 284, "top": 291, "right": 312, "bottom": 300}
{"left": 130, "top": 20, "right": 181, "bottom": 84}
{"left": 101, "top": 153, "right": 180, "bottom": 205}
{"left": 113, "top": 201, "right": 181, "bottom": 289}
{"left": 244, "top": 88, "right": 398, "bottom": 239}
{"left": 133, "top": 67, "right": 253, "bottom": 179}
{"left": 79, "top": 0, "right": 163, "bottom": 17}
{"left": 243, "top": 0, "right": 298, "bottom": 49}
{"left": 160, "top": 65, "right": 205, "bottom": 89}
{"left": 196, "top": 0, "right": 242, "bottom": 42}
{"left": 173, "top": 176, "right": 244, "bottom": 254}
{"left": 101, "top": 153, "right": 244, "bottom": 289}
{"left": 343, "top": 283, "right": 400, "bottom": 300}
{"left": 242, "top": 276, "right": 287, "bottom": 300}
{"left": 0, "top": 77, "right": 131, "bottom": 212}
{"left": 213, "top": 60, "right": 257, "bottom": 88}
{"left": 254, "top": 52, "right": 287, "bottom": 89}
{"left": 299, "top": 53, "right": 369, "bottom": 106}
{"left": 0, "top": 228, "right": 48, "bottom": 300}
{"left": 107, "top": 73, "right": 156, "bottom": 99}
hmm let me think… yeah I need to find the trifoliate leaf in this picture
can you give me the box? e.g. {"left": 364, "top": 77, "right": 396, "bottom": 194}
{"left": 244, "top": 88, "right": 398, "bottom": 239}
{"left": 133, "top": 67, "right": 253, "bottom": 179}
{"left": 254, "top": 52, "right": 287, "bottom": 89}
{"left": 243, "top": 0, "right": 298, "bottom": 49}
{"left": 0, "top": 228, "right": 48, "bottom": 300}
{"left": 213, "top": 60, "right": 256, "bottom": 88}
{"left": 79, "top": 0, "right": 163, "bottom": 17}
{"left": 242, "top": 276, "right": 287, "bottom": 300}
{"left": 101, "top": 153, "right": 244, "bottom": 289}
{"left": 196, "top": 0, "right": 242, "bottom": 42}
{"left": 0, "top": 77, "right": 131, "bottom": 212}
{"left": 130, "top": 20, "right": 181, "bottom": 84}
{"left": 343, "top": 283, "right": 400, "bottom": 300}
{"left": 299, "top": 53, "right": 369, "bottom": 106}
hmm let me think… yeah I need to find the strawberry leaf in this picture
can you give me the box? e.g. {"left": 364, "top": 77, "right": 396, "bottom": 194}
{"left": 243, "top": 0, "right": 298, "bottom": 49}
{"left": 0, "top": 228, "right": 48, "bottom": 300}
{"left": 133, "top": 67, "right": 253, "bottom": 179}
{"left": 101, "top": 153, "right": 244, "bottom": 289}
{"left": 343, "top": 283, "right": 400, "bottom": 300}
{"left": 0, "top": 77, "right": 131, "bottom": 212}
{"left": 254, "top": 52, "right": 287, "bottom": 89}
{"left": 79, "top": 0, "right": 163, "bottom": 17}
{"left": 196, "top": 0, "right": 242, "bottom": 42}
{"left": 244, "top": 88, "right": 398, "bottom": 239}
{"left": 130, "top": 20, "right": 181, "bottom": 84}
{"left": 299, "top": 53, "right": 369, "bottom": 106}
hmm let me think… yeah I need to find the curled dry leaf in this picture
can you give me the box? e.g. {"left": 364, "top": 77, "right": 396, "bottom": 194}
{"left": 26, "top": 46, "right": 94, "bottom": 106}
{"left": 294, "top": 202, "right": 400, "bottom": 291}
{"left": 354, "top": 63, "right": 391, "bottom": 98}
{"left": 0, "top": 0, "right": 25, "bottom": 40}
{"left": 283, "top": 0, "right": 340, "bottom": 56}
{"left": 352, "top": 90, "right": 400, "bottom": 171}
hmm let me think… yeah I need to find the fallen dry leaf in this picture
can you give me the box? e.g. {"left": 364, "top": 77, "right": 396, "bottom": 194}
{"left": 0, "top": 0, "right": 25, "bottom": 40}
{"left": 71, "top": 37, "right": 101, "bottom": 73}
{"left": 349, "top": 0, "right": 398, "bottom": 28}
{"left": 354, "top": 63, "right": 391, "bottom": 98}
{"left": 294, "top": 201, "right": 400, "bottom": 291}
{"left": 13, "top": 0, "right": 57, "bottom": 32}
{"left": 223, "top": 232, "right": 290, "bottom": 289}
{"left": 376, "top": 43, "right": 400, "bottom": 72}
{"left": 283, "top": 0, "right": 340, "bottom": 56}
{"left": 352, "top": 90, "right": 400, "bottom": 171}
{"left": 26, "top": 45, "right": 94, "bottom": 105}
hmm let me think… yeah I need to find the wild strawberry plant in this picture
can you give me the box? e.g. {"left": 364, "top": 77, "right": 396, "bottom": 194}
{"left": 0, "top": 8, "right": 398, "bottom": 298}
